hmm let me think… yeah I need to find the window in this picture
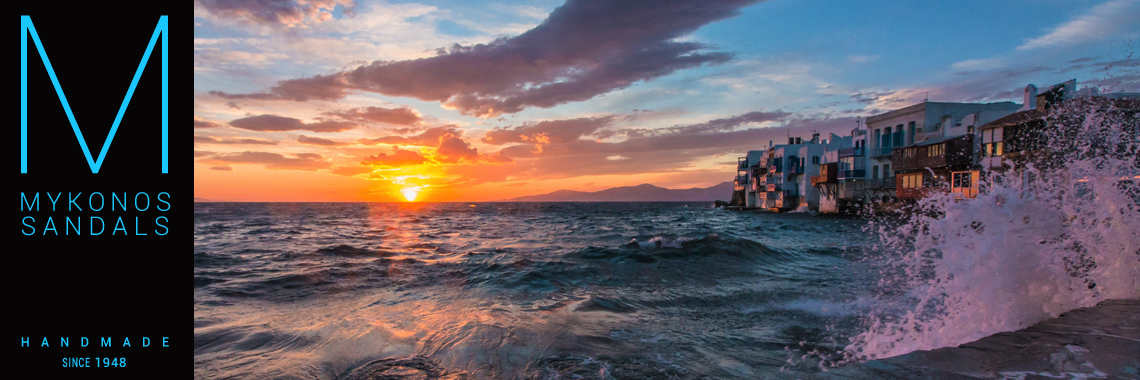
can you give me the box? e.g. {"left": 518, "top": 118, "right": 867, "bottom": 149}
{"left": 982, "top": 143, "right": 991, "bottom": 157}
{"left": 811, "top": 156, "right": 819, "bottom": 165}
{"left": 953, "top": 172, "right": 972, "bottom": 189}
{"left": 908, "top": 122, "right": 916, "bottom": 145}
{"left": 883, "top": 164, "right": 891, "bottom": 178}
{"left": 995, "top": 142, "right": 1004, "bottom": 156}
{"left": 929, "top": 143, "right": 944, "bottom": 157}
{"left": 902, "top": 173, "right": 923, "bottom": 188}
{"left": 872, "top": 166, "right": 879, "bottom": 179}
{"left": 883, "top": 127, "right": 892, "bottom": 147}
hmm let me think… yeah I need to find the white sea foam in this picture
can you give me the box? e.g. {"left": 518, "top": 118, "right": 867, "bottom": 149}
{"left": 630, "top": 234, "right": 712, "bottom": 249}
{"left": 843, "top": 99, "right": 1140, "bottom": 362}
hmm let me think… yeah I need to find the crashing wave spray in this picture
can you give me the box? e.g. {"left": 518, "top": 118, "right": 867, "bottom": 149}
{"left": 843, "top": 96, "right": 1140, "bottom": 362}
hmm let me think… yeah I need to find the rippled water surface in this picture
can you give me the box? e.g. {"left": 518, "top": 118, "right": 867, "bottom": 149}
{"left": 194, "top": 202, "right": 879, "bottom": 379}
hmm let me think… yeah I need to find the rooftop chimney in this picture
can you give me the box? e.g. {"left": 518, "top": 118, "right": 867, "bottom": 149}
{"left": 1020, "top": 84, "right": 1038, "bottom": 111}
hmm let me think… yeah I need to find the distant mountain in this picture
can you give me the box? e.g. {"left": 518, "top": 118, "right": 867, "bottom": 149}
{"left": 504, "top": 182, "right": 734, "bottom": 202}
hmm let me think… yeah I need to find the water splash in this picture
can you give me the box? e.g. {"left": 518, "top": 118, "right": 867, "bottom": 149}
{"left": 844, "top": 97, "right": 1140, "bottom": 362}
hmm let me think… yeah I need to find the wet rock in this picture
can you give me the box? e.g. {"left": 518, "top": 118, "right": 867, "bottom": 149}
{"left": 831, "top": 299, "right": 1140, "bottom": 379}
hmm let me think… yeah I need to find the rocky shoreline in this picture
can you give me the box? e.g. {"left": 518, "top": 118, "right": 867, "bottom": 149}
{"left": 833, "top": 299, "right": 1140, "bottom": 379}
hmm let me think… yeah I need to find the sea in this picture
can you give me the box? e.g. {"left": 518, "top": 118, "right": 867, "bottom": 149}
{"left": 195, "top": 100, "right": 1139, "bottom": 379}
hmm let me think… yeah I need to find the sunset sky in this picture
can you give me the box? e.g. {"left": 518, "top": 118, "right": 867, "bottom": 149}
{"left": 194, "top": 0, "right": 1139, "bottom": 202}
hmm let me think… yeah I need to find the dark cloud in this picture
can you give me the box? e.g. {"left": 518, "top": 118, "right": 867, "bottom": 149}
{"left": 229, "top": 114, "right": 357, "bottom": 133}
{"left": 194, "top": 135, "right": 279, "bottom": 145}
{"left": 482, "top": 116, "right": 614, "bottom": 145}
{"left": 297, "top": 135, "right": 351, "bottom": 146}
{"left": 361, "top": 148, "right": 427, "bottom": 167}
{"left": 195, "top": 0, "right": 351, "bottom": 26}
{"left": 323, "top": 106, "right": 421, "bottom": 125}
{"left": 210, "top": 0, "right": 762, "bottom": 117}
{"left": 194, "top": 151, "right": 216, "bottom": 158}
{"left": 357, "top": 126, "right": 462, "bottom": 146}
{"left": 201, "top": 151, "right": 332, "bottom": 170}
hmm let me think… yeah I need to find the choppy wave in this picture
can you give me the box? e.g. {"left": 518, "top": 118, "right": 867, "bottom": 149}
{"left": 195, "top": 203, "right": 869, "bottom": 379}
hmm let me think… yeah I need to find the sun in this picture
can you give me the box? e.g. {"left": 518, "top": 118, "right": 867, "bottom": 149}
{"left": 400, "top": 187, "right": 420, "bottom": 202}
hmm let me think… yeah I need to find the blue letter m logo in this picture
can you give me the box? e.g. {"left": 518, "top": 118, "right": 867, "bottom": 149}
{"left": 21, "top": 15, "right": 168, "bottom": 174}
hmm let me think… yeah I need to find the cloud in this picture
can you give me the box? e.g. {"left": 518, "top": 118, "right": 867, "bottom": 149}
{"left": 194, "top": 116, "right": 224, "bottom": 129}
{"left": 194, "top": 0, "right": 353, "bottom": 27}
{"left": 490, "top": 112, "right": 854, "bottom": 179}
{"left": 330, "top": 166, "right": 374, "bottom": 176}
{"left": 951, "top": 58, "right": 1006, "bottom": 71}
{"left": 228, "top": 114, "right": 357, "bottom": 133}
{"left": 209, "top": 0, "right": 763, "bottom": 117}
{"left": 593, "top": 110, "right": 790, "bottom": 140}
{"left": 1017, "top": 0, "right": 1140, "bottom": 51}
{"left": 361, "top": 148, "right": 427, "bottom": 167}
{"left": 322, "top": 106, "right": 421, "bottom": 125}
{"left": 435, "top": 133, "right": 511, "bottom": 163}
{"left": 659, "top": 110, "right": 790, "bottom": 135}
{"left": 847, "top": 55, "right": 880, "bottom": 63}
{"left": 482, "top": 116, "right": 614, "bottom": 145}
{"left": 194, "top": 135, "right": 279, "bottom": 145}
{"left": 297, "top": 135, "right": 352, "bottom": 146}
{"left": 209, "top": 166, "right": 233, "bottom": 171}
{"left": 200, "top": 151, "right": 332, "bottom": 170}
{"left": 357, "top": 126, "right": 462, "bottom": 146}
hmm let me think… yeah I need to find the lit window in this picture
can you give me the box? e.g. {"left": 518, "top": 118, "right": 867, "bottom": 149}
{"left": 995, "top": 142, "right": 1004, "bottom": 156}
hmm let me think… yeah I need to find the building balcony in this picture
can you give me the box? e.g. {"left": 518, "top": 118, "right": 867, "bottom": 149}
{"left": 838, "top": 146, "right": 864, "bottom": 157}
{"left": 837, "top": 169, "right": 865, "bottom": 179}
{"left": 766, "top": 183, "right": 776, "bottom": 192}
{"left": 838, "top": 188, "right": 863, "bottom": 200}
{"left": 865, "top": 177, "right": 897, "bottom": 189}
{"left": 812, "top": 162, "right": 838, "bottom": 185}
{"left": 871, "top": 146, "right": 894, "bottom": 158}
{"left": 737, "top": 157, "right": 748, "bottom": 170}
{"left": 766, "top": 190, "right": 795, "bottom": 201}
{"left": 893, "top": 135, "right": 974, "bottom": 172}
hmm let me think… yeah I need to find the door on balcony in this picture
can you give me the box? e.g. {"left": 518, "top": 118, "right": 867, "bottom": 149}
{"left": 951, "top": 170, "right": 979, "bottom": 199}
